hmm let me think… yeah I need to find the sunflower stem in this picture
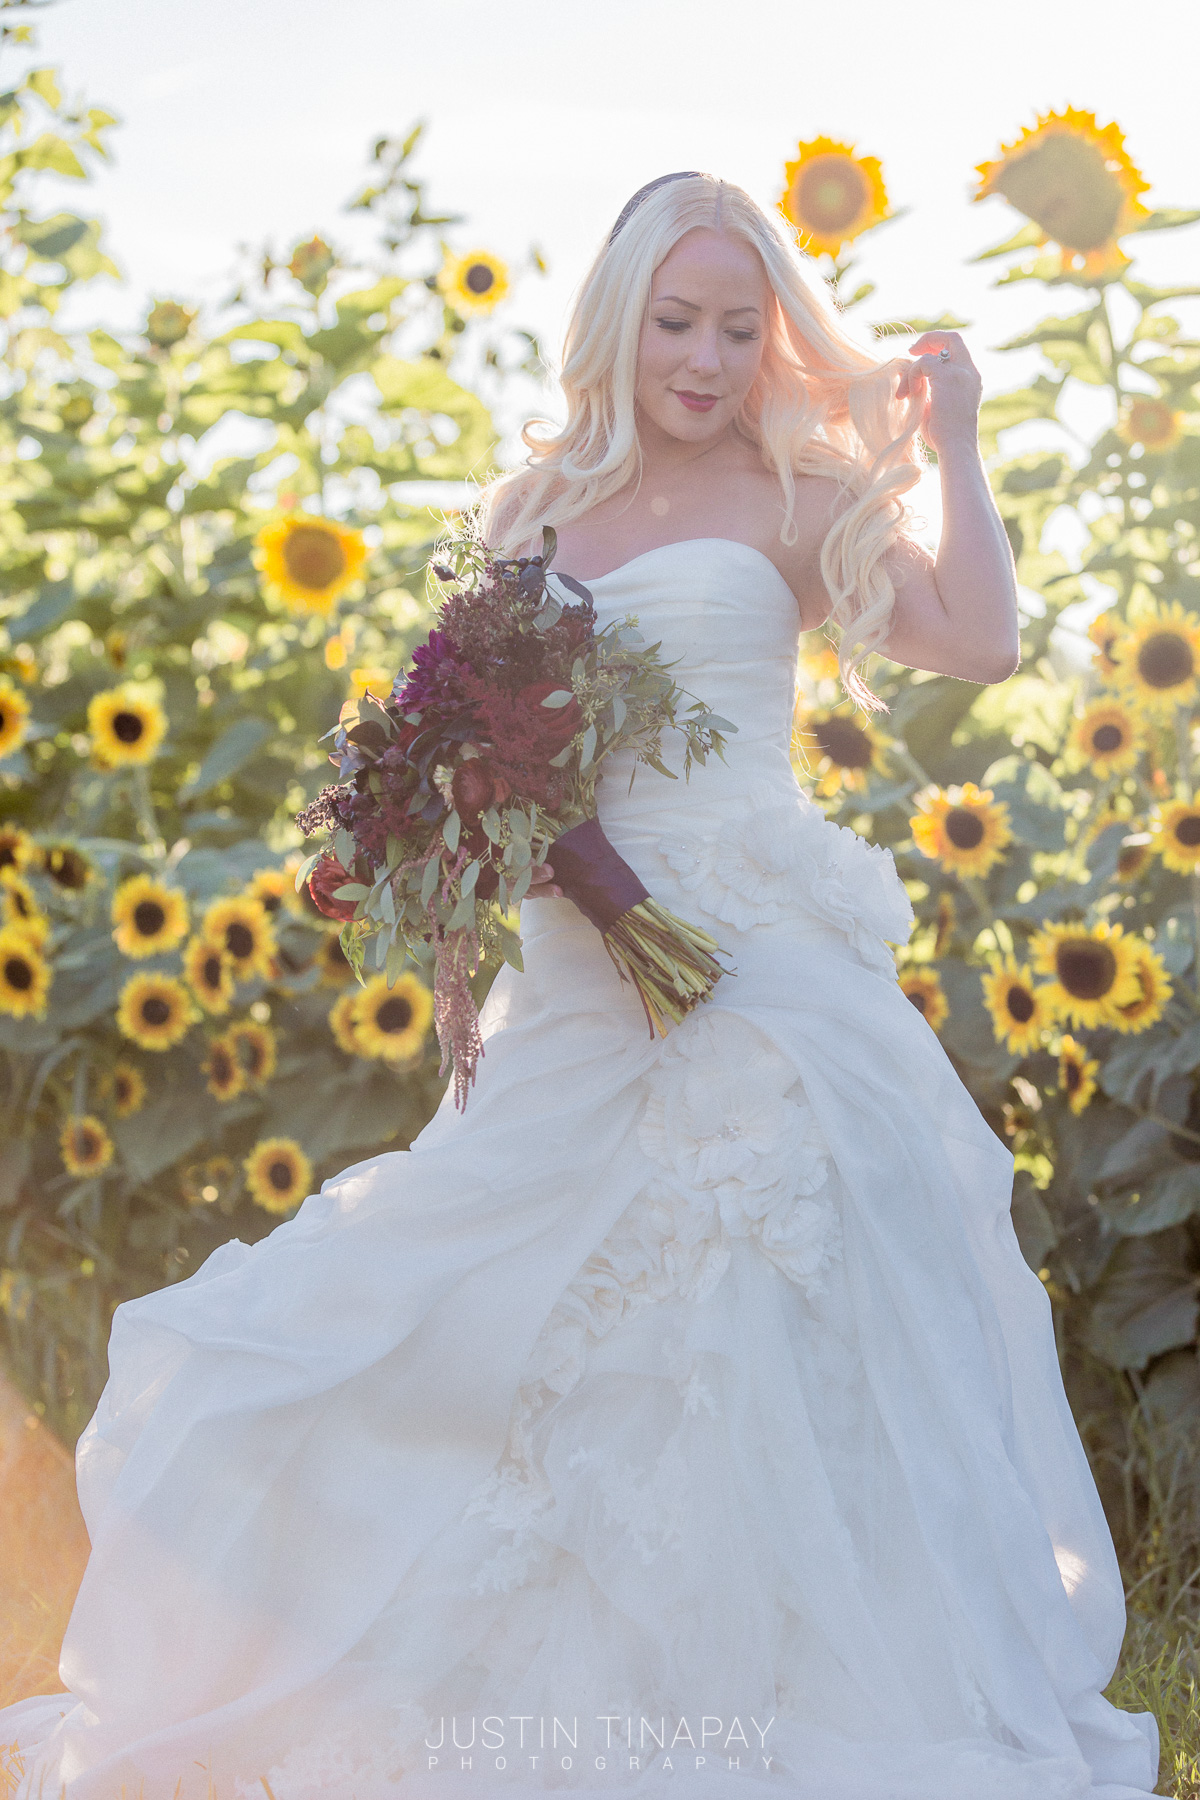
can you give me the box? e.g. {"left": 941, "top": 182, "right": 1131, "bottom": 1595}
{"left": 129, "top": 767, "right": 166, "bottom": 862}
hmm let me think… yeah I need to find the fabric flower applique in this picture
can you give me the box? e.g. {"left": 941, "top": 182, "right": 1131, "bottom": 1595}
{"left": 637, "top": 1010, "right": 841, "bottom": 1295}
{"left": 658, "top": 788, "right": 913, "bottom": 967}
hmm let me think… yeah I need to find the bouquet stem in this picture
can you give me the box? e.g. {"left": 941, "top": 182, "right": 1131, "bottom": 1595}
{"left": 547, "top": 817, "right": 732, "bottom": 1039}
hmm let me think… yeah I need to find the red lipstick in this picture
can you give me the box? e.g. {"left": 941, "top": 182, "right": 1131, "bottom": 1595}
{"left": 673, "top": 391, "right": 719, "bottom": 412}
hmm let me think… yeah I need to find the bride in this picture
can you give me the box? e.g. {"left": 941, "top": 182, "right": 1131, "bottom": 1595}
{"left": 1, "top": 173, "right": 1161, "bottom": 1800}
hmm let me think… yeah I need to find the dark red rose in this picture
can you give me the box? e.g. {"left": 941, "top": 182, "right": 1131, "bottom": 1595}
{"left": 517, "top": 680, "right": 582, "bottom": 750}
{"left": 308, "top": 853, "right": 359, "bottom": 921}
{"left": 452, "top": 757, "right": 503, "bottom": 819}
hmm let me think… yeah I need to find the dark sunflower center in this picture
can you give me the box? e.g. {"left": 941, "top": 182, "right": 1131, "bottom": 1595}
{"left": 242, "top": 1038, "right": 265, "bottom": 1076}
{"left": 134, "top": 899, "right": 166, "bottom": 936}
{"left": 1130, "top": 402, "right": 1172, "bottom": 444}
{"left": 281, "top": 525, "right": 346, "bottom": 592}
{"left": 259, "top": 891, "right": 282, "bottom": 914}
{"left": 1091, "top": 723, "right": 1123, "bottom": 754}
{"left": 212, "top": 1049, "right": 233, "bottom": 1083}
{"left": 226, "top": 922, "right": 255, "bottom": 960}
{"left": 0, "top": 707, "right": 9, "bottom": 733}
{"left": 1006, "top": 984, "right": 1035, "bottom": 1023}
{"left": 141, "top": 995, "right": 171, "bottom": 1026}
{"left": 945, "top": 808, "right": 985, "bottom": 850}
{"left": 268, "top": 1158, "right": 294, "bottom": 1192}
{"left": 1118, "top": 844, "right": 1147, "bottom": 877}
{"left": 377, "top": 996, "right": 413, "bottom": 1034}
{"left": 113, "top": 709, "right": 145, "bottom": 744}
{"left": 4, "top": 954, "right": 32, "bottom": 990}
{"left": 0, "top": 843, "right": 15, "bottom": 870}
{"left": 464, "top": 262, "right": 495, "bottom": 295}
{"left": 1175, "top": 815, "right": 1200, "bottom": 848}
{"left": 77, "top": 1127, "right": 101, "bottom": 1161}
{"left": 202, "top": 953, "right": 222, "bottom": 989}
{"left": 794, "top": 158, "right": 869, "bottom": 233}
{"left": 1056, "top": 940, "right": 1116, "bottom": 1000}
{"left": 1064, "top": 1058, "right": 1081, "bottom": 1092}
{"left": 991, "top": 132, "right": 1124, "bottom": 253}
{"left": 49, "top": 848, "right": 87, "bottom": 888}
{"left": 1137, "top": 631, "right": 1193, "bottom": 690}
{"left": 814, "top": 718, "right": 873, "bottom": 770}
{"left": 115, "top": 1075, "right": 132, "bottom": 1103}
{"left": 906, "top": 988, "right": 928, "bottom": 1015}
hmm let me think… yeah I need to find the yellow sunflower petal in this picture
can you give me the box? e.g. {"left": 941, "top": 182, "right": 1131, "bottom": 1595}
{"left": 254, "top": 516, "right": 369, "bottom": 617}
{"left": 111, "top": 874, "right": 190, "bottom": 959}
{"left": 86, "top": 686, "right": 167, "bottom": 768}
{"left": 436, "top": 249, "right": 510, "bottom": 316}
{"left": 243, "top": 1137, "right": 312, "bottom": 1215}
{"left": 779, "top": 136, "right": 890, "bottom": 259}
{"left": 981, "top": 956, "right": 1050, "bottom": 1055}
{"left": 351, "top": 971, "right": 434, "bottom": 1062}
{"left": 59, "top": 1114, "right": 114, "bottom": 1177}
{"left": 897, "top": 965, "right": 949, "bottom": 1033}
{"left": 909, "top": 783, "right": 1013, "bottom": 880}
{"left": 0, "top": 677, "right": 31, "bottom": 759}
{"left": 974, "top": 108, "right": 1151, "bottom": 266}
{"left": 1111, "top": 601, "right": 1200, "bottom": 716}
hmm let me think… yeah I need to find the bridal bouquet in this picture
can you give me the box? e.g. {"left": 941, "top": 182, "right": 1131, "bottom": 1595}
{"left": 295, "top": 529, "right": 736, "bottom": 1108}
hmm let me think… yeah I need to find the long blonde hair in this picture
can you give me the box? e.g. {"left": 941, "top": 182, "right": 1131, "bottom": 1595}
{"left": 470, "top": 173, "right": 925, "bottom": 710}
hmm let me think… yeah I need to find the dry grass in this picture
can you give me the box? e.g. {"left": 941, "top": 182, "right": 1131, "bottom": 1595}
{"left": 0, "top": 1375, "right": 89, "bottom": 1710}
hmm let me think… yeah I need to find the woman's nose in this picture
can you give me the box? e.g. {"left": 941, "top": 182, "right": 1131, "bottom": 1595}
{"left": 686, "top": 332, "right": 722, "bottom": 374}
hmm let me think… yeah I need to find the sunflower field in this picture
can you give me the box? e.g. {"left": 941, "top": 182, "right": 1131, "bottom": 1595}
{"left": 0, "top": 35, "right": 538, "bottom": 1441}
{"left": 790, "top": 113, "right": 1200, "bottom": 1558}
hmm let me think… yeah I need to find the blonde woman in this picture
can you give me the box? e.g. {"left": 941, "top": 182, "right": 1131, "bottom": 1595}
{"left": 2, "top": 176, "right": 1158, "bottom": 1800}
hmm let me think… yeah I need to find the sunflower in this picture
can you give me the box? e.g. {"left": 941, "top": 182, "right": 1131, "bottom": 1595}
{"left": 111, "top": 874, "right": 189, "bottom": 959}
{"left": 243, "top": 1138, "right": 312, "bottom": 1215}
{"left": 59, "top": 1114, "right": 114, "bottom": 1177}
{"left": 115, "top": 972, "right": 194, "bottom": 1051}
{"left": 109, "top": 1060, "right": 147, "bottom": 1119}
{"left": 0, "top": 927, "right": 50, "bottom": 1018}
{"left": 1110, "top": 600, "right": 1200, "bottom": 716}
{"left": 0, "top": 677, "right": 30, "bottom": 759}
{"left": 254, "top": 515, "right": 369, "bottom": 617}
{"left": 1071, "top": 700, "right": 1141, "bottom": 779}
{"left": 1029, "top": 921, "right": 1142, "bottom": 1031}
{"left": 437, "top": 249, "right": 510, "bottom": 316}
{"left": 897, "top": 966, "right": 949, "bottom": 1033}
{"left": 933, "top": 892, "right": 957, "bottom": 957}
{"left": 1088, "top": 610, "right": 1126, "bottom": 677}
{"left": 351, "top": 971, "right": 434, "bottom": 1062}
{"left": 1116, "top": 834, "right": 1154, "bottom": 884}
{"left": 1153, "top": 800, "right": 1200, "bottom": 873}
{"left": 973, "top": 108, "right": 1151, "bottom": 274}
{"left": 182, "top": 935, "right": 235, "bottom": 1015}
{"left": 779, "top": 136, "right": 889, "bottom": 259}
{"left": 246, "top": 866, "right": 300, "bottom": 920}
{"left": 0, "top": 872, "right": 49, "bottom": 947}
{"left": 982, "top": 956, "right": 1050, "bottom": 1055}
{"left": 180, "top": 1155, "right": 236, "bottom": 1207}
{"left": 1058, "top": 1036, "right": 1100, "bottom": 1115}
{"left": 0, "top": 824, "right": 35, "bottom": 876}
{"left": 910, "top": 783, "right": 1013, "bottom": 880}
{"left": 145, "top": 299, "right": 196, "bottom": 348}
{"left": 87, "top": 686, "right": 167, "bottom": 768}
{"left": 201, "top": 1035, "right": 244, "bottom": 1102}
{"left": 328, "top": 990, "right": 362, "bottom": 1055}
{"left": 226, "top": 1020, "right": 277, "bottom": 1089}
{"left": 316, "top": 929, "right": 354, "bottom": 985}
{"left": 794, "top": 705, "right": 888, "bottom": 796}
{"left": 287, "top": 235, "right": 335, "bottom": 294}
{"left": 42, "top": 841, "right": 92, "bottom": 890}
{"left": 1118, "top": 396, "right": 1184, "bottom": 454}
{"left": 200, "top": 895, "right": 276, "bottom": 983}
{"left": 348, "top": 666, "right": 393, "bottom": 702}
{"left": 1115, "top": 939, "right": 1172, "bottom": 1035}
{"left": 324, "top": 632, "right": 349, "bottom": 671}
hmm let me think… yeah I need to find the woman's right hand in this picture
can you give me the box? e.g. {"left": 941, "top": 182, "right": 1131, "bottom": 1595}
{"left": 524, "top": 859, "right": 563, "bottom": 899}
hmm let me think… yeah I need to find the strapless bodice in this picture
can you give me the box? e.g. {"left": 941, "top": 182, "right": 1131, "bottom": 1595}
{"left": 539, "top": 536, "right": 914, "bottom": 969}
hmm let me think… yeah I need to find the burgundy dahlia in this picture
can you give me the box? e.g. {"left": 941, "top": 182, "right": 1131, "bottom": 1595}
{"left": 307, "top": 853, "right": 359, "bottom": 921}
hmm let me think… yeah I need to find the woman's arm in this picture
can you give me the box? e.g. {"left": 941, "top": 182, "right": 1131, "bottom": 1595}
{"left": 876, "top": 331, "right": 1020, "bottom": 685}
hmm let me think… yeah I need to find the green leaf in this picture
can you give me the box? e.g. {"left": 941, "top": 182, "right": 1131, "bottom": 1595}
{"left": 1101, "top": 1168, "right": 1200, "bottom": 1238}
{"left": 539, "top": 689, "right": 573, "bottom": 707}
{"left": 20, "top": 132, "right": 86, "bottom": 180}
{"left": 443, "top": 809, "right": 461, "bottom": 855}
{"left": 420, "top": 855, "right": 440, "bottom": 907}
{"left": 14, "top": 211, "right": 88, "bottom": 259}
{"left": 14, "top": 577, "right": 75, "bottom": 639}
{"left": 22, "top": 68, "right": 62, "bottom": 109}
{"left": 1086, "top": 1228, "right": 1200, "bottom": 1370}
{"left": 179, "top": 717, "right": 273, "bottom": 801}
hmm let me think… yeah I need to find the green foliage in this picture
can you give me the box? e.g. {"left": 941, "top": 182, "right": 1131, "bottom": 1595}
{"left": 0, "top": 48, "right": 535, "bottom": 1441}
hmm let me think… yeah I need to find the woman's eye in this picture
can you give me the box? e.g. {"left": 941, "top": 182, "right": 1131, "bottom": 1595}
{"left": 728, "top": 330, "right": 758, "bottom": 343}
{"left": 656, "top": 318, "right": 689, "bottom": 332}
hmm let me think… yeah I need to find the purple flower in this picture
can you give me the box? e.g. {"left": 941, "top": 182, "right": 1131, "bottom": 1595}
{"left": 392, "top": 631, "right": 473, "bottom": 715}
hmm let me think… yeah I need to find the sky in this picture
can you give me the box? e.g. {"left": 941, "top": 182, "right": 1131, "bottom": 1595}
{"left": 14, "top": 0, "right": 1200, "bottom": 553}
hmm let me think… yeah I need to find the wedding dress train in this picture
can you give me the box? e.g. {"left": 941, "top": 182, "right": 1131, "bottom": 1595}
{"left": 1, "top": 539, "right": 1160, "bottom": 1799}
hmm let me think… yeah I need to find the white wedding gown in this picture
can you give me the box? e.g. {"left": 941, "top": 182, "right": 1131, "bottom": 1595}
{"left": 2, "top": 538, "right": 1160, "bottom": 1800}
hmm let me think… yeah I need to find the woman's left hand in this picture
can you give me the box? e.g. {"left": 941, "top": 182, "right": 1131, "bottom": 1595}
{"left": 895, "top": 330, "right": 983, "bottom": 458}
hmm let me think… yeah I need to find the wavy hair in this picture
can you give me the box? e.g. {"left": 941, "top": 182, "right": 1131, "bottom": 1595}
{"left": 469, "top": 173, "right": 926, "bottom": 710}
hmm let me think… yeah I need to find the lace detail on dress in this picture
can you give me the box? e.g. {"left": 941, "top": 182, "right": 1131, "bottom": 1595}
{"left": 657, "top": 785, "right": 913, "bottom": 969}
{"left": 565, "top": 1438, "right": 691, "bottom": 1565}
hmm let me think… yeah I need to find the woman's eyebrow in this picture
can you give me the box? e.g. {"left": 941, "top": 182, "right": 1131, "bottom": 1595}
{"left": 654, "top": 295, "right": 761, "bottom": 316}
